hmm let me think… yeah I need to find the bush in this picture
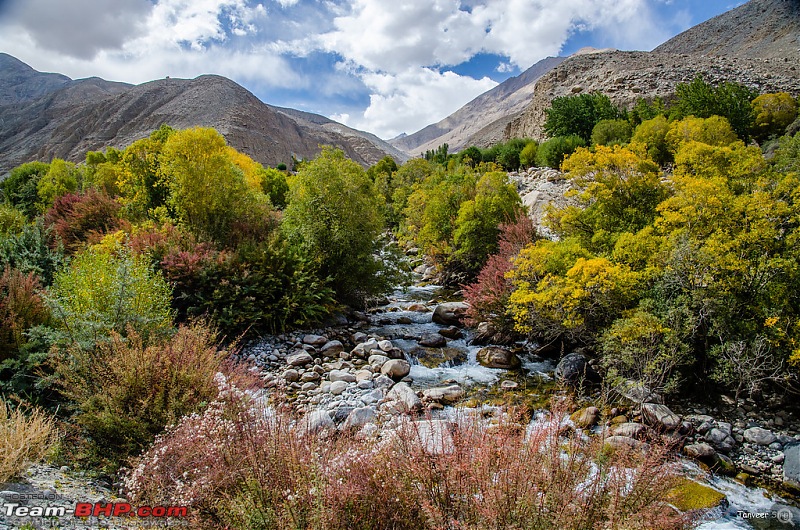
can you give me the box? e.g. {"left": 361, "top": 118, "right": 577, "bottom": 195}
{"left": 0, "top": 220, "right": 64, "bottom": 286}
{"left": 751, "top": 92, "right": 798, "bottom": 143}
{"left": 36, "top": 158, "right": 82, "bottom": 212}
{"left": 519, "top": 142, "right": 538, "bottom": 168}
{"left": 631, "top": 116, "right": 672, "bottom": 166}
{"left": 126, "top": 388, "right": 691, "bottom": 530}
{"left": 53, "top": 324, "right": 240, "bottom": 470}
{"left": 672, "top": 75, "right": 757, "bottom": 141}
{"left": 535, "top": 135, "right": 586, "bottom": 169}
{"left": 591, "top": 119, "right": 632, "bottom": 146}
{"left": 0, "top": 267, "right": 49, "bottom": 363}
{"left": 0, "top": 203, "right": 26, "bottom": 236}
{"left": 44, "top": 189, "right": 121, "bottom": 253}
{"left": 0, "top": 161, "right": 50, "bottom": 218}
{"left": 47, "top": 246, "right": 173, "bottom": 350}
{"left": 0, "top": 397, "right": 56, "bottom": 482}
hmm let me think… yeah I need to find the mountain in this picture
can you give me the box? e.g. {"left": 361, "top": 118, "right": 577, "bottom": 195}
{"left": 390, "top": 56, "right": 566, "bottom": 156}
{"left": 0, "top": 56, "right": 406, "bottom": 175}
{"left": 503, "top": 0, "right": 800, "bottom": 142}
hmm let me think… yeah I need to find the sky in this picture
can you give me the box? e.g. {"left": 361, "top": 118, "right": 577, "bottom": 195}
{"left": 0, "top": 0, "right": 741, "bottom": 140}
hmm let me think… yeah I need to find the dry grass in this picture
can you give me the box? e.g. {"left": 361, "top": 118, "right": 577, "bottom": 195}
{"left": 0, "top": 397, "right": 56, "bottom": 482}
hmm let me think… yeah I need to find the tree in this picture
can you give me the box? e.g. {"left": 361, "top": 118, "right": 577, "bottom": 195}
{"left": 751, "top": 92, "right": 798, "bottom": 143}
{"left": 282, "top": 147, "right": 386, "bottom": 304}
{"left": 160, "top": 127, "right": 266, "bottom": 243}
{"left": 672, "top": 75, "right": 757, "bottom": 141}
{"left": 519, "top": 142, "right": 538, "bottom": 168}
{"left": 665, "top": 116, "right": 739, "bottom": 153}
{"left": 1, "top": 162, "right": 50, "bottom": 218}
{"left": 535, "top": 136, "right": 586, "bottom": 168}
{"left": 631, "top": 116, "right": 672, "bottom": 166}
{"left": 590, "top": 119, "right": 632, "bottom": 147}
{"left": 544, "top": 93, "right": 622, "bottom": 142}
{"left": 36, "top": 159, "right": 81, "bottom": 212}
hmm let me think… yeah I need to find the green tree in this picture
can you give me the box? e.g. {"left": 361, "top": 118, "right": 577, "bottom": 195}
{"left": 36, "top": 159, "right": 81, "bottom": 212}
{"left": 544, "top": 93, "right": 622, "bottom": 142}
{"left": 282, "top": 147, "right": 386, "bottom": 304}
{"left": 0, "top": 204, "right": 26, "bottom": 236}
{"left": 519, "top": 142, "right": 539, "bottom": 168}
{"left": 47, "top": 246, "right": 173, "bottom": 350}
{"left": 673, "top": 75, "right": 758, "bottom": 141}
{"left": 535, "top": 135, "right": 586, "bottom": 168}
{"left": 591, "top": 119, "right": 632, "bottom": 147}
{"left": 1, "top": 162, "right": 50, "bottom": 218}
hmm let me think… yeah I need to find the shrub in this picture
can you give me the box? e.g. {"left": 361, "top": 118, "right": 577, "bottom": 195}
{"left": 126, "top": 388, "right": 692, "bottom": 530}
{"left": 36, "top": 158, "right": 82, "bottom": 212}
{"left": 536, "top": 135, "right": 586, "bottom": 169}
{"left": 751, "top": 92, "right": 798, "bottom": 143}
{"left": 0, "top": 161, "right": 50, "bottom": 218}
{"left": 52, "top": 324, "right": 240, "bottom": 470}
{"left": 44, "top": 189, "right": 122, "bottom": 253}
{"left": 0, "top": 220, "right": 64, "bottom": 286}
{"left": 519, "top": 141, "right": 538, "bottom": 168}
{"left": 631, "top": 116, "right": 672, "bottom": 166}
{"left": 0, "top": 397, "right": 56, "bottom": 482}
{"left": 591, "top": 119, "right": 632, "bottom": 146}
{"left": 672, "top": 75, "right": 757, "bottom": 141}
{"left": 0, "top": 203, "right": 26, "bottom": 235}
{"left": 47, "top": 246, "right": 173, "bottom": 350}
{"left": 463, "top": 216, "right": 537, "bottom": 336}
{"left": 0, "top": 267, "right": 49, "bottom": 363}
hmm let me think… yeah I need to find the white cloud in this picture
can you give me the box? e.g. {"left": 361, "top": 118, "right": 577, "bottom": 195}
{"left": 333, "top": 67, "right": 497, "bottom": 140}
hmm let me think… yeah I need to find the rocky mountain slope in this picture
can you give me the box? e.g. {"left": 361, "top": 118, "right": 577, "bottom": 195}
{"left": 0, "top": 55, "right": 405, "bottom": 174}
{"left": 498, "top": 0, "right": 800, "bottom": 142}
{"left": 390, "top": 56, "right": 565, "bottom": 155}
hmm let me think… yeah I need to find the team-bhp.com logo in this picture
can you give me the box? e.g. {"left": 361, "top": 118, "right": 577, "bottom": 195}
{"left": 4, "top": 501, "right": 188, "bottom": 519}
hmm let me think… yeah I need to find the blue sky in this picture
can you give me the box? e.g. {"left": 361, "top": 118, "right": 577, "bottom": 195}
{"left": 0, "top": 0, "right": 741, "bottom": 139}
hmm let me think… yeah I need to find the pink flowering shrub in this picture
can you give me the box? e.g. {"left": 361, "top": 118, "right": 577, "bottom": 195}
{"left": 126, "top": 383, "right": 694, "bottom": 530}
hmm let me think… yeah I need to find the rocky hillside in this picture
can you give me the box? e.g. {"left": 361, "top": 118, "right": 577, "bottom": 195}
{"left": 502, "top": 0, "right": 800, "bottom": 142}
{"left": 390, "top": 56, "right": 565, "bottom": 155}
{"left": 653, "top": 0, "right": 800, "bottom": 60}
{"left": 0, "top": 56, "right": 405, "bottom": 174}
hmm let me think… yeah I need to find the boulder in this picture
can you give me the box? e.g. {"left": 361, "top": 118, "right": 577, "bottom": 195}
{"left": 382, "top": 359, "right": 411, "bottom": 379}
{"left": 407, "top": 303, "right": 429, "bottom": 312}
{"left": 784, "top": 442, "right": 800, "bottom": 488}
{"left": 705, "top": 428, "right": 736, "bottom": 453}
{"left": 282, "top": 369, "right": 300, "bottom": 382}
{"left": 303, "top": 410, "right": 335, "bottom": 435}
{"left": 330, "top": 381, "right": 348, "bottom": 395}
{"left": 604, "top": 435, "right": 648, "bottom": 452}
{"left": 286, "top": 351, "right": 313, "bottom": 367}
{"left": 368, "top": 354, "right": 391, "bottom": 368}
{"left": 303, "top": 334, "right": 328, "bottom": 347}
{"left": 683, "top": 443, "right": 717, "bottom": 461}
{"left": 329, "top": 370, "right": 357, "bottom": 383}
{"left": 438, "top": 326, "right": 463, "bottom": 340}
{"left": 743, "top": 427, "right": 777, "bottom": 446}
{"left": 554, "top": 352, "right": 601, "bottom": 387}
{"left": 609, "top": 422, "right": 648, "bottom": 439}
{"left": 641, "top": 403, "right": 681, "bottom": 431}
{"left": 419, "top": 333, "right": 447, "bottom": 348}
{"left": 385, "top": 382, "right": 422, "bottom": 413}
{"left": 477, "top": 347, "right": 521, "bottom": 369}
{"left": 300, "top": 371, "right": 321, "bottom": 382}
{"left": 378, "top": 340, "right": 394, "bottom": 352}
{"left": 431, "top": 302, "right": 469, "bottom": 326}
{"left": 570, "top": 406, "right": 600, "bottom": 428}
{"left": 471, "top": 321, "right": 496, "bottom": 346}
{"left": 320, "top": 340, "right": 344, "bottom": 357}
{"left": 342, "top": 407, "right": 377, "bottom": 430}
{"left": 422, "top": 385, "right": 465, "bottom": 405}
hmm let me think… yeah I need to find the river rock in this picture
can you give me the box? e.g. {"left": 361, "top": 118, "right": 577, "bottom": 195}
{"left": 368, "top": 354, "right": 390, "bottom": 368}
{"left": 287, "top": 351, "right": 313, "bottom": 367}
{"left": 784, "top": 442, "right": 800, "bottom": 488}
{"left": 282, "top": 369, "right": 300, "bottom": 382}
{"left": 342, "top": 407, "right": 377, "bottom": 430}
{"left": 705, "top": 428, "right": 736, "bottom": 453}
{"left": 641, "top": 403, "right": 681, "bottom": 431}
{"left": 320, "top": 340, "right": 344, "bottom": 357}
{"left": 385, "top": 382, "right": 422, "bottom": 413}
{"left": 300, "top": 371, "right": 321, "bottom": 382}
{"left": 303, "top": 334, "right": 328, "bottom": 347}
{"left": 378, "top": 340, "right": 394, "bottom": 352}
{"left": 330, "top": 381, "right": 348, "bottom": 395}
{"left": 304, "top": 410, "right": 335, "bottom": 435}
{"left": 610, "top": 422, "right": 648, "bottom": 439}
{"left": 382, "top": 359, "right": 411, "bottom": 379}
{"left": 743, "top": 427, "right": 777, "bottom": 446}
{"left": 604, "top": 435, "right": 648, "bottom": 452}
{"left": 419, "top": 333, "right": 447, "bottom": 347}
{"left": 684, "top": 443, "right": 717, "bottom": 461}
{"left": 422, "top": 385, "right": 465, "bottom": 405}
{"left": 432, "top": 302, "right": 469, "bottom": 326}
{"left": 407, "top": 303, "right": 429, "bottom": 312}
{"left": 471, "top": 321, "right": 496, "bottom": 345}
{"left": 329, "top": 370, "right": 357, "bottom": 383}
{"left": 570, "top": 407, "right": 600, "bottom": 428}
{"left": 355, "top": 369, "right": 373, "bottom": 382}
{"left": 438, "top": 326, "right": 463, "bottom": 339}
{"left": 477, "top": 347, "right": 521, "bottom": 369}
{"left": 554, "top": 352, "right": 601, "bottom": 387}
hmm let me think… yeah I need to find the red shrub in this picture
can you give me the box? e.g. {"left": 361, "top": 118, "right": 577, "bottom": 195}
{"left": 0, "top": 267, "right": 49, "bottom": 362}
{"left": 463, "top": 215, "right": 537, "bottom": 331}
{"left": 44, "top": 189, "right": 121, "bottom": 252}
